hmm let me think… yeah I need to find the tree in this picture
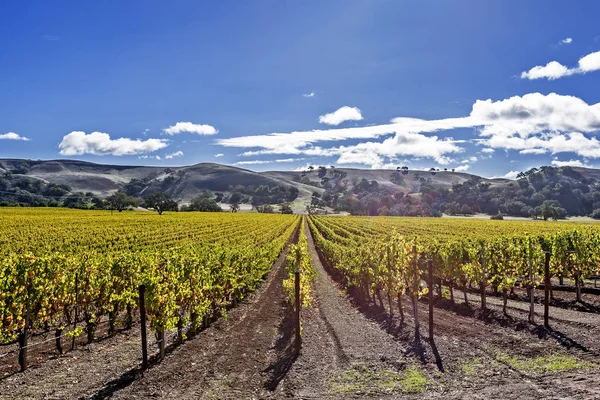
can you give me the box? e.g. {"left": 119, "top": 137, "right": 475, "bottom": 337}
{"left": 490, "top": 211, "right": 504, "bottom": 220}
{"left": 311, "top": 191, "right": 322, "bottom": 207}
{"left": 255, "top": 204, "right": 274, "bottom": 213}
{"left": 280, "top": 203, "right": 293, "bottom": 214}
{"left": 537, "top": 200, "right": 567, "bottom": 221}
{"left": 105, "top": 191, "right": 138, "bottom": 212}
{"left": 229, "top": 192, "right": 243, "bottom": 204}
{"left": 230, "top": 202, "right": 240, "bottom": 213}
{"left": 318, "top": 166, "right": 327, "bottom": 178}
{"left": 591, "top": 208, "right": 600, "bottom": 219}
{"left": 460, "top": 204, "right": 473, "bottom": 215}
{"left": 188, "top": 196, "right": 222, "bottom": 212}
{"left": 144, "top": 192, "right": 178, "bottom": 215}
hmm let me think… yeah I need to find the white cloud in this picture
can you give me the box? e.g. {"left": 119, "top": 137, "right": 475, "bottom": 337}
{"left": 500, "top": 171, "right": 520, "bottom": 180}
{"left": 303, "top": 92, "right": 315, "bottom": 98}
{"left": 0, "top": 132, "right": 29, "bottom": 141}
{"left": 462, "top": 156, "right": 478, "bottom": 163}
{"left": 234, "top": 158, "right": 304, "bottom": 166}
{"left": 163, "top": 122, "right": 218, "bottom": 136}
{"left": 59, "top": 131, "right": 168, "bottom": 156}
{"left": 319, "top": 106, "right": 363, "bottom": 125}
{"left": 519, "top": 148, "right": 547, "bottom": 155}
{"left": 551, "top": 159, "right": 590, "bottom": 168}
{"left": 560, "top": 37, "right": 573, "bottom": 45}
{"left": 165, "top": 151, "right": 184, "bottom": 159}
{"left": 216, "top": 92, "right": 600, "bottom": 168}
{"left": 453, "top": 165, "right": 470, "bottom": 172}
{"left": 214, "top": 153, "right": 224, "bottom": 158}
{"left": 138, "top": 155, "right": 162, "bottom": 160}
{"left": 293, "top": 163, "right": 313, "bottom": 172}
{"left": 521, "top": 50, "right": 600, "bottom": 80}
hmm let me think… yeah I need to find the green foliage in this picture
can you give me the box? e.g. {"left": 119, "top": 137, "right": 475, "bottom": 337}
{"left": 105, "top": 191, "right": 139, "bottom": 212}
{"left": 187, "top": 196, "right": 222, "bottom": 212}
{"left": 0, "top": 173, "right": 74, "bottom": 207}
{"left": 143, "top": 192, "right": 179, "bottom": 215}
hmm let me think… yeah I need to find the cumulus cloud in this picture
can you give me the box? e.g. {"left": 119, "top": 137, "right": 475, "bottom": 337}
{"left": 165, "top": 151, "right": 184, "bottom": 159}
{"left": 521, "top": 50, "right": 600, "bottom": 80}
{"left": 163, "top": 122, "right": 218, "bottom": 136}
{"left": 214, "top": 153, "right": 224, "bottom": 158}
{"left": 453, "top": 165, "right": 471, "bottom": 172}
{"left": 303, "top": 92, "right": 315, "bottom": 98}
{"left": 500, "top": 171, "right": 520, "bottom": 180}
{"left": 234, "top": 158, "right": 304, "bottom": 166}
{"left": 519, "top": 148, "right": 547, "bottom": 155}
{"left": 216, "top": 92, "right": 600, "bottom": 168}
{"left": 560, "top": 37, "right": 573, "bottom": 45}
{"left": 0, "top": 132, "right": 29, "bottom": 141}
{"left": 59, "top": 131, "right": 168, "bottom": 156}
{"left": 319, "top": 106, "right": 363, "bottom": 125}
{"left": 551, "top": 159, "right": 590, "bottom": 168}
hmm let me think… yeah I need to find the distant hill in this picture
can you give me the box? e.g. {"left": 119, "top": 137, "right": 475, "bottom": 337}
{"left": 1, "top": 159, "right": 600, "bottom": 218}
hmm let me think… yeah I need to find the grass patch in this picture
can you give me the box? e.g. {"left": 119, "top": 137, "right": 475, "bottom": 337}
{"left": 496, "top": 353, "right": 594, "bottom": 374}
{"left": 328, "top": 364, "right": 428, "bottom": 395}
{"left": 457, "top": 357, "right": 485, "bottom": 376}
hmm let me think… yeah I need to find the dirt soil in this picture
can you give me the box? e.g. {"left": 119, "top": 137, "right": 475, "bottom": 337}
{"left": 0, "top": 322, "right": 145, "bottom": 400}
{"left": 277, "top": 218, "right": 413, "bottom": 399}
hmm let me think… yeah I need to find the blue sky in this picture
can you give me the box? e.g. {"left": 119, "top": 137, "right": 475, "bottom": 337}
{"left": 1, "top": 1, "right": 600, "bottom": 178}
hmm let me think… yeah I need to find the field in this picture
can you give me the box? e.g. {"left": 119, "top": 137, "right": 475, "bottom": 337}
{"left": 2, "top": 209, "right": 600, "bottom": 399}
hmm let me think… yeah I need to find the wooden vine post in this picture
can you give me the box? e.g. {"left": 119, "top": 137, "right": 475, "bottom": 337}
{"left": 295, "top": 269, "right": 301, "bottom": 354}
{"left": 18, "top": 298, "right": 30, "bottom": 372}
{"left": 158, "top": 330, "right": 165, "bottom": 360}
{"left": 55, "top": 328, "right": 63, "bottom": 354}
{"left": 138, "top": 284, "right": 148, "bottom": 369}
{"left": 480, "top": 242, "right": 486, "bottom": 310}
{"left": 72, "top": 272, "right": 79, "bottom": 351}
{"left": 427, "top": 259, "right": 434, "bottom": 342}
{"left": 412, "top": 245, "right": 420, "bottom": 344}
{"left": 544, "top": 251, "right": 551, "bottom": 328}
{"left": 528, "top": 239, "right": 535, "bottom": 324}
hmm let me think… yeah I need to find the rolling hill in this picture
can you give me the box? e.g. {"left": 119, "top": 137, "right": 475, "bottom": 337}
{"left": 1, "top": 158, "right": 600, "bottom": 217}
{"left": 0, "top": 158, "right": 506, "bottom": 202}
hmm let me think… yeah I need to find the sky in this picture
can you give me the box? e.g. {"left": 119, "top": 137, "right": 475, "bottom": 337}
{"left": 1, "top": 1, "right": 600, "bottom": 178}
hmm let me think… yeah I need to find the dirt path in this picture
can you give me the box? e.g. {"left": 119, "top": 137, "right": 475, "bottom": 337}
{"left": 280, "top": 219, "right": 412, "bottom": 399}
{"left": 107, "top": 224, "right": 300, "bottom": 400}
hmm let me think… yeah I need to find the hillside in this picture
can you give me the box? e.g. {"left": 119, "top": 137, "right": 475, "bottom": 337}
{"left": 0, "top": 159, "right": 505, "bottom": 203}
{"left": 0, "top": 159, "right": 283, "bottom": 201}
{"left": 1, "top": 159, "right": 600, "bottom": 218}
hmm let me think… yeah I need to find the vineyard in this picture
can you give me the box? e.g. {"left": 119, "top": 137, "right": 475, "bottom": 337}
{"left": 2, "top": 209, "right": 600, "bottom": 399}
{"left": 309, "top": 215, "right": 600, "bottom": 315}
{"left": 0, "top": 208, "right": 299, "bottom": 373}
